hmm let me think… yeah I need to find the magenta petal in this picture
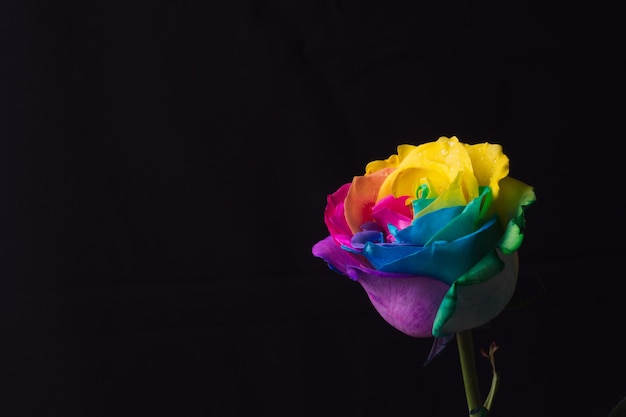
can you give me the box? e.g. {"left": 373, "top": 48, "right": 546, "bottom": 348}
{"left": 371, "top": 196, "right": 412, "bottom": 236}
{"left": 372, "top": 195, "right": 412, "bottom": 219}
{"left": 371, "top": 206, "right": 412, "bottom": 230}
{"left": 323, "top": 183, "right": 353, "bottom": 247}
{"left": 354, "top": 270, "right": 449, "bottom": 337}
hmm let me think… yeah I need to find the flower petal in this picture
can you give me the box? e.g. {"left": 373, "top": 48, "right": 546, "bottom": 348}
{"left": 396, "top": 205, "right": 465, "bottom": 245}
{"left": 354, "top": 269, "right": 449, "bottom": 338}
{"left": 432, "top": 250, "right": 518, "bottom": 336}
{"left": 412, "top": 171, "right": 473, "bottom": 218}
{"left": 464, "top": 141, "right": 509, "bottom": 198}
{"left": 323, "top": 183, "right": 359, "bottom": 248}
{"left": 494, "top": 176, "right": 537, "bottom": 253}
{"left": 423, "top": 186, "right": 494, "bottom": 245}
{"left": 312, "top": 236, "right": 450, "bottom": 338}
{"left": 376, "top": 137, "right": 480, "bottom": 204}
{"left": 370, "top": 195, "right": 412, "bottom": 241}
{"left": 312, "top": 236, "right": 371, "bottom": 281}
{"left": 361, "top": 215, "right": 503, "bottom": 285}
{"left": 344, "top": 168, "right": 394, "bottom": 234}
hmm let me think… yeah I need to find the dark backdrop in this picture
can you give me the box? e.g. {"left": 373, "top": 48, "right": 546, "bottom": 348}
{"left": 1, "top": 1, "right": 623, "bottom": 416}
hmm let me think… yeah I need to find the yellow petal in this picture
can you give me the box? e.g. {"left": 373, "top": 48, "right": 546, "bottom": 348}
{"left": 365, "top": 153, "right": 401, "bottom": 174}
{"left": 494, "top": 176, "right": 536, "bottom": 228}
{"left": 377, "top": 136, "right": 479, "bottom": 204}
{"left": 413, "top": 172, "right": 470, "bottom": 219}
{"left": 464, "top": 142, "right": 509, "bottom": 198}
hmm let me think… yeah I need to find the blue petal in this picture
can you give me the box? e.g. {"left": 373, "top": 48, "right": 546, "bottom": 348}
{"left": 361, "top": 215, "right": 503, "bottom": 285}
{"left": 351, "top": 230, "right": 384, "bottom": 249}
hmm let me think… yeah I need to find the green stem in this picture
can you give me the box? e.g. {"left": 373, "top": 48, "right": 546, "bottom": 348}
{"left": 457, "top": 330, "right": 482, "bottom": 415}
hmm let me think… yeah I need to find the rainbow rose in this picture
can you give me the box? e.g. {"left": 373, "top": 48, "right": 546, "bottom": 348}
{"left": 312, "top": 136, "right": 535, "bottom": 339}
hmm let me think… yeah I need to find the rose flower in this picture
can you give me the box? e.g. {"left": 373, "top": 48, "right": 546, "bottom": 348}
{"left": 312, "top": 136, "right": 536, "bottom": 338}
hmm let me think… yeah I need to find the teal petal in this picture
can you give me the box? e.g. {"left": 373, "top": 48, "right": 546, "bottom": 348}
{"left": 425, "top": 186, "right": 493, "bottom": 245}
{"left": 396, "top": 206, "right": 465, "bottom": 245}
{"left": 432, "top": 250, "right": 518, "bottom": 337}
{"left": 412, "top": 195, "right": 436, "bottom": 214}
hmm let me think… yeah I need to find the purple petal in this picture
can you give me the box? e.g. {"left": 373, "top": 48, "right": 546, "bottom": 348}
{"left": 354, "top": 269, "right": 450, "bottom": 337}
{"left": 313, "top": 236, "right": 449, "bottom": 337}
{"left": 312, "top": 236, "right": 373, "bottom": 280}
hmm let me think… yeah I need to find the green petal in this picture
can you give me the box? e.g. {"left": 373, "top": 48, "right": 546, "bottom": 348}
{"left": 499, "top": 218, "right": 525, "bottom": 254}
{"left": 495, "top": 176, "right": 536, "bottom": 254}
{"left": 432, "top": 250, "right": 518, "bottom": 337}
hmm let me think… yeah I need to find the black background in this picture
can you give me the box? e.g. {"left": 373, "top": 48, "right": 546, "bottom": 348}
{"left": 1, "top": 1, "right": 623, "bottom": 416}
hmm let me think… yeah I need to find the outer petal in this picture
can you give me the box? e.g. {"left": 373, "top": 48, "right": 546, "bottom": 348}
{"left": 494, "top": 177, "right": 535, "bottom": 225}
{"left": 312, "top": 236, "right": 372, "bottom": 281}
{"left": 494, "top": 176, "right": 536, "bottom": 254}
{"left": 312, "top": 236, "right": 449, "bottom": 338}
{"left": 323, "top": 183, "right": 353, "bottom": 247}
{"left": 432, "top": 250, "right": 518, "bottom": 337}
{"left": 464, "top": 142, "right": 509, "bottom": 198}
{"left": 353, "top": 269, "right": 449, "bottom": 338}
